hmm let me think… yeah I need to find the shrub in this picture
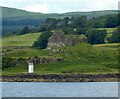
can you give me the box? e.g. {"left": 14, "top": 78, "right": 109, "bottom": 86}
{"left": 2, "top": 56, "right": 17, "bottom": 69}
{"left": 32, "top": 31, "right": 52, "bottom": 49}
{"left": 85, "top": 29, "right": 107, "bottom": 44}
{"left": 109, "top": 30, "right": 120, "bottom": 43}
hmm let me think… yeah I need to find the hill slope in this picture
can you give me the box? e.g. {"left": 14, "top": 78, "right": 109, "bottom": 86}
{"left": 2, "top": 6, "right": 119, "bottom": 18}
{"left": 2, "top": 42, "right": 118, "bottom": 75}
{"left": 2, "top": 33, "right": 41, "bottom": 46}
{"left": 2, "top": 32, "right": 119, "bottom": 75}
{"left": 1, "top": 6, "right": 119, "bottom": 35}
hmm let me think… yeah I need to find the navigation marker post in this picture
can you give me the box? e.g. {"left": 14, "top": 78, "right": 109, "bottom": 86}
{"left": 28, "top": 62, "right": 34, "bottom": 73}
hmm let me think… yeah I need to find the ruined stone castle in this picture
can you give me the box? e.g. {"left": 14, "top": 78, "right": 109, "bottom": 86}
{"left": 47, "top": 31, "right": 87, "bottom": 48}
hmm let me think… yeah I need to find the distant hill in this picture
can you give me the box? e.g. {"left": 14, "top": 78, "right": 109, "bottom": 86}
{"left": 1, "top": 6, "right": 119, "bottom": 35}
{"left": 2, "top": 6, "right": 119, "bottom": 19}
{"left": 62, "top": 10, "right": 119, "bottom": 18}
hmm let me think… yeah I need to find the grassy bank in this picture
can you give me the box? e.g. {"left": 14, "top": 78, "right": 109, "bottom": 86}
{"left": 2, "top": 33, "right": 41, "bottom": 46}
{"left": 2, "top": 30, "right": 119, "bottom": 76}
{"left": 98, "top": 28, "right": 117, "bottom": 33}
{"left": 2, "top": 42, "right": 118, "bottom": 76}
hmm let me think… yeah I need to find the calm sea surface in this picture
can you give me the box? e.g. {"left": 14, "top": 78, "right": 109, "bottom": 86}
{"left": 1, "top": 82, "right": 118, "bottom": 97}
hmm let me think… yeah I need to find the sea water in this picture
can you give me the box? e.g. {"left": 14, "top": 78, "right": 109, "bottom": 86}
{"left": 2, "top": 82, "right": 118, "bottom": 97}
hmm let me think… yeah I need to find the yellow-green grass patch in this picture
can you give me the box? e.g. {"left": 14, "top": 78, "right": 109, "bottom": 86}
{"left": 2, "top": 33, "right": 41, "bottom": 46}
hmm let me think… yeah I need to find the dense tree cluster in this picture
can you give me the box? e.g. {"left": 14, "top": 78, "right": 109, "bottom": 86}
{"left": 2, "top": 56, "right": 17, "bottom": 69}
{"left": 44, "top": 14, "right": 119, "bottom": 30}
{"left": 85, "top": 29, "right": 107, "bottom": 44}
{"left": 32, "top": 31, "right": 52, "bottom": 49}
{"left": 6, "top": 13, "right": 119, "bottom": 45}
{"left": 9, "top": 14, "right": 119, "bottom": 35}
{"left": 105, "top": 14, "right": 119, "bottom": 28}
{"left": 20, "top": 26, "right": 30, "bottom": 35}
{"left": 109, "top": 30, "right": 120, "bottom": 43}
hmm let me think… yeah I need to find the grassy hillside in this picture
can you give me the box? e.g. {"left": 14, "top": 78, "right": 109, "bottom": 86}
{"left": 98, "top": 28, "right": 117, "bottom": 33}
{"left": 2, "top": 39, "right": 118, "bottom": 76}
{"left": 98, "top": 27, "right": 117, "bottom": 41}
{"left": 2, "top": 33, "right": 41, "bottom": 46}
{"left": 3, "top": 45, "right": 118, "bottom": 75}
{"left": 2, "top": 28, "right": 119, "bottom": 76}
{"left": 2, "top": 6, "right": 43, "bottom": 18}
{"left": 93, "top": 43, "right": 119, "bottom": 48}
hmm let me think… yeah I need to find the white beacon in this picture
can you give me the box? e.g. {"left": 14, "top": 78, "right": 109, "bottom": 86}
{"left": 28, "top": 62, "right": 34, "bottom": 73}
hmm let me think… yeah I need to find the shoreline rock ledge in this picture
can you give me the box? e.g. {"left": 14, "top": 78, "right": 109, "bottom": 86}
{"left": 1, "top": 73, "right": 119, "bottom": 82}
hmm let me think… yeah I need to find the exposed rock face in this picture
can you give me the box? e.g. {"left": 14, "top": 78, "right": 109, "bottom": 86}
{"left": 65, "top": 35, "right": 88, "bottom": 46}
{"left": 48, "top": 31, "right": 87, "bottom": 47}
{"left": 2, "top": 73, "right": 119, "bottom": 82}
{"left": 27, "top": 57, "right": 64, "bottom": 65}
{"left": 49, "top": 32, "right": 66, "bottom": 44}
{"left": 48, "top": 31, "right": 66, "bottom": 47}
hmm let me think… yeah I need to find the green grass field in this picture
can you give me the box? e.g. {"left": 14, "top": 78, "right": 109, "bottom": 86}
{"left": 98, "top": 28, "right": 117, "bottom": 33}
{"left": 93, "top": 43, "right": 119, "bottom": 48}
{"left": 98, "top": 27, "right": 117, "bottom": 37}
{"left": 98, "top": 27, "right": 117, "bottom": 43}
{"left": 2, "top": 42, "right": 119, "bottom": 76}
{"left": 0, "top": 38, "right": 2, "bottom": 46}
{"left": 2, "top": 33, "right": 41, "bottom": 46}
{"left": 2, "top": 31, "right": 119, "bottom": 76}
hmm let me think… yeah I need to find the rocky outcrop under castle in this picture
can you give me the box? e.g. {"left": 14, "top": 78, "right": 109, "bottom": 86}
{"left": 48, "top": 31, "right": 87, "bottom": 47}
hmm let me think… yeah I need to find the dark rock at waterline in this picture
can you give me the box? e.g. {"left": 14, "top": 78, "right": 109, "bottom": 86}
{"left": 1, "top": 73, "right": 119, "bottom": 82}
{"left": 19, "top": 73, "right": 40, "bottom": 79}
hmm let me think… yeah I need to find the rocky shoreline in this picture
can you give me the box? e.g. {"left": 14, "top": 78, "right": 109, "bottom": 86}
{"left": 1, "top": 73, "right": 119, "bottom": 82}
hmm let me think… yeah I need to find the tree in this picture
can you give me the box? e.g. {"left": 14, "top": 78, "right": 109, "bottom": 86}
{"left": 46, "top": 18, "right": 60, "bottom": 29}
{"left": 20, "top": 26, "right": 30, "bottom": 35}
{"left": 74, "top": 16, "right": 87, "bottom": 28}
{"left": 85, "top": 29, "right": 107, "bottom": 44}
{"left": 105, "top": 15, "right": 118, "bottom": 28}
{"left": 2, "top": 56, "right": 17, "bottom": 69}
{"left": 59, "top": 17, "right": 70, "bottom": 27}
{"left": 63, "top": 27, "right": 75, "bottom": 34}
{"left": 39, "top": 25, "right": 47, "bottom": 32}
{"left": 76, "top": 28, "right": 88, "bottom": 35}
{"left": 109, "top": 30, "right": 120, "bottom": 43}
{"left": 32, "top": 31, "right": 52, "bottom": 49}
